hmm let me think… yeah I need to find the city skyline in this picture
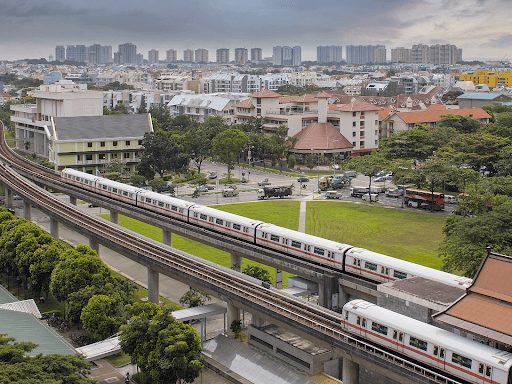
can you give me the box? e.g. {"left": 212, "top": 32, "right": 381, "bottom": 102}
{"left": 1, "top": 0, "right": 511, "bottom": 61}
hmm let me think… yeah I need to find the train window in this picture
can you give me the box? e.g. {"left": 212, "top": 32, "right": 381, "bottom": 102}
{"left": 194, "top": 212, "right": 198, "bottom": 218}
{"left": 112, "top": 188, "right": 117, "bottom": 193}
{"left": 146, "top": 198, "right": 152, "bottom": 203}
{"left": 171, "top": 205, "right": 178, "bottom": 211}
{"left": 393, "top": 330, "right": 397, "bottom": 340}
{"left": 433, "top": 346, "right": 438, "bottom": 356}
{"left": 345, "top": 311, "right": 349, "bottom": 320}
{"left": 122, "top": 191, "right": 128, "bottom": 196}
{"left": 165, "top": 204, "right": 169, "bottom": 209}
{"left": 314, "top": 247, "right": 325, "bottom": 256}
{"left": 362, "top": 318, "right": 366, "bottom": 328}
{"left": 479, "top": 363, "right": 484, "bottom": 374}
{"left": 409, "top": 336, "right": 428, "bottom": 351}
{"left": 385, "top": 268, "right": 389, "bottom": 275}
{"left": 371, "top": 322, "right": 388, "bottom": 336}
{"left": 243, "top": 227, "right": 249, "bottom": 233}
{"left": 292, "top": 241, "right": 301, "bottom": 248}
{"left": 233, "top": 224, "right": 241, "bottom": 230}
{"left": 200, "top": 214, "right": 207, "bottom": 220}
{"left": 357, "top": 260, "right": 361, "bottom": 267}
{"left": 353, "top": 259, "right": 357, "bottom": 266}
{"left": 216, "top": 219, "right": 223, "bottom": 225}
{"left": 102, "top": 185, "right": 108, "bottom": 190}
{"left": 158, "top": 201, "right": 164, "bottom": 207}
{"left": 452, "top": 353, "right": 472, "bottom": 369}
{"left": 356, "top": 316, "right": 361, "bottom": 325}
{"left": 282, "top": 238, "right": 288, "bottom": 245}
{"left": 399, "top": 333, "right": 403, "bottom": 343}
{"left": 209, "top": 217, "right": 214, "bottom": 223}
{"left": 179, "top": 208, "right": 184, "bottom": 213}
{"left": 365, "top": 262, "right": 377, "bottom": 271}
{"left": 225, "top": 222, "right": 231, "bottom": 228}
{"left": 440, "top": 348, "right": 445, "bottom": 359}
{"left": 381, "top": 267, "right": 384, "bottom": 273}
{"left": 271, "top": 234, "right": 280, "bottom": 242}
{"left": 129, "top": 193, "right": 132, "bottom": 198}
{"left": 394, "top": 270, "right": 408, "bottom": 279}
{"left": 486, "top": 366, "right": 491, "bottom": 377}
{"left": 307, "top": 245, "right": 311, "bottom": 252}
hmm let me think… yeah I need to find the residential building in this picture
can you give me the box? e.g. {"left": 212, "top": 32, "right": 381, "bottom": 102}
{"left": 411, "top": 44, "right": 429, "bottom": 64}
{"left": 459, "top": 71, "right": 512, "bottom": 88}
{"left": 234, "top": 48, "right": 248, "bottom": 64}
{"left": 148, "top": 49, "right": 159, "bottom": 64}
{"left": 87, "top": 44, "right": 112, "bottom": 64}
{"left": 43, "top": 72, "right": 63, "bottom": 85}
{"left": 317, "top": 46, "right": 343, "bottom": 64}
{"left": 288, "top": 71, "right": 330, "bottom": 87}
{"left": 168, "top": 93, "right": 248, "bottom": 123}
{"left": 409, "top": 43, "right": 462, "bottom": 64}
{"left": 136, "top": 53, "right": 144, "bottom": 65}
{"left": 66, "top": 45, "right": 87, "bottom": 62}
{"left": 166, "top": 49, "right": 178, "bottom": 62}
{"left": 183, "top": 49, "right": 194, "bottom": 62}
{"left": 195, "top": 48, "right": 208, "bottom": 63}
{"left": 49, "top": 114, "right": 152, "bottom": 173}
{"left": 55, "top": 46, "right": 65, "bottom": 62}
{"left": 273, "top": 46, "right": 301, "bottom": 66}
{"left": 10, "top": 80, "right": 103, "bottom": 158}
{"left": 251, "top": 48, "right": 262, "bottom": 62}
{"left": 346, "top": 45, "right": 385, "bottom": 65}
{"left": 456, "top": 92, "right": 512, "bottom": 109}
{"left": 155, "top": 74, "right": 194, "bottom": 92}
{"left": 216, "top": 49, "right": 230, "bottom": 63}
{"left": 117, "top": 43, "right": 137, "bottom": 64}
{"left": 391, "top": 47, "right": 411, "bottom": 63}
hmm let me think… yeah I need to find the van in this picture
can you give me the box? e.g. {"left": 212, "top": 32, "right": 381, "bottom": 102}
{"left": 222, "top": 188, "right": 239, "bottom": 197}
{"left": 325, "top": 191, "right": 342, "bottom": 199}
{"left": 445, "top": 195, "right": 458, "bottom": 204}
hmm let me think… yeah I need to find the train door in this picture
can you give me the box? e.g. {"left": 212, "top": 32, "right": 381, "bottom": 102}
{"left": 478, "top": 364, "right": 492, "bottom": 384}
{"left": 433, "top": 346, "right": 446, "bottom": 369}
{"left": 356, "top": 316, "right": 367, "bottom": 336}
{"left": 352, "top": 258, "right": 361, "bottom": 274}
{"left": 392, "top": 329, "right": 404, "bottom": 352}
{"left": 380, "top": 266, "right": 390, "bottom": 282}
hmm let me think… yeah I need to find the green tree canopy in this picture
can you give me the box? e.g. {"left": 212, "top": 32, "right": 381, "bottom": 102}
{"left": 379, "top": 124, "right": 433, "bottom": 161}
{"left": 437, "top": 114, "right": 481, "bottom": 134}
{"left": 80, "top": 294, "right": 124, "bottom": 341}
{"left": 242, "top": 265, "right": 272, "bottom": 284}
{"left": 211, "top": 129, "right": 248, "bottom": 181}
{"left": 270, "top": 126, "right": 297, "bottom": 171}
{"left": 140, "top": 131, "right": 188, "bottom": 177}
{"left": 179, "top": 288, "right": 211, "bottom": 308}
{"left": 120, "top": 306, "right": 204, "bottom": 384}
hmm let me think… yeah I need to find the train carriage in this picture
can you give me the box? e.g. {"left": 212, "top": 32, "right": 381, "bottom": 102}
{"left": 255, "top": 223, "right": 351, "bottom": 266}
{"left": 188, "top": 205, "right": 263, "bottom": 241}
{"left": 345, "top": 248, "right": 472, "bottom": 288}
{"left": 94, "top": 178, "right": 141, "bottom": 205}
{"left": 61, "top": 169, "right": 99, "bottom": 191}
{"left": 342, "top": 300, "right": 512, "bottom": 384}
{"left": 136, "top": 191, "right": 194, "bottom": 221}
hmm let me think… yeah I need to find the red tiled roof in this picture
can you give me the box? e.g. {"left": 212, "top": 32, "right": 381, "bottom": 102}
{"left": 232, "top": 98, "right": 254, "bottom": 109}
{"left": 378, "top": 109, "right": 395, "bottom": 121}
{"left": 337, "top": 101, "right": 384, "bottom": 112}
{"left": 249, "top": 89, "right": 281, "bottom": 98}
{"left": 289, "top": 94, "right": 318, "bottom": 103}
{"left": 325, "top": 92, "right": 442, "bottom": 111}
{"left": 292, "top": 122, "right": 353, "bottom": 151}
{"left": 391, "top": 108, "right": 491, "bottom": 124}
{"left": 314, "top": 91, "right": 331, "bottom": 98}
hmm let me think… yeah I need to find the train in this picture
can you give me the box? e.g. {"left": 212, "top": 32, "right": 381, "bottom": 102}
{"left": 342, "top": 300, "right": 512, "bottom": 384}
{"left": 61, "top": 169, "right": 473, "bottom": 289}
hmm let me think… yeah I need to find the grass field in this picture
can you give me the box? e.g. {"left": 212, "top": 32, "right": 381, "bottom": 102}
{"left": 306, "top": 201, "right": 445, "bottom": 269}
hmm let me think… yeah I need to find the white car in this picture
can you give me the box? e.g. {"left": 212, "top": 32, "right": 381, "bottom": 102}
{"left": 332, "top": 164, "right": 340, "bottom": 170}
{"left": 361, "top": 193, "right": 379, "bottom": 202}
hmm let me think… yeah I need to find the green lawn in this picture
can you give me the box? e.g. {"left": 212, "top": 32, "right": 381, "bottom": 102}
{"left": 306, "top": 201, "right": 445, "bottom": 269}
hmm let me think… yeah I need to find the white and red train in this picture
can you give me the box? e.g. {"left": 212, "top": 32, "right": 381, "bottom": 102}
{"left": 61, "top": 169, "right": 472, "bottom": 289}
{"left": 343, "top": 300, "right": 512, "bottom": 384}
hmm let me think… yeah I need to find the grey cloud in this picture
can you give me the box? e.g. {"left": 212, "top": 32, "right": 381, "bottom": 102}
{"left": 480, "top": 34, "right": 512, "bottom": 48}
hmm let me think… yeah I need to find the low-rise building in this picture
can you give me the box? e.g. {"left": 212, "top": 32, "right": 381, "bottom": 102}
{"left": 457, "top": 92, "right": 511, "bottom": 109}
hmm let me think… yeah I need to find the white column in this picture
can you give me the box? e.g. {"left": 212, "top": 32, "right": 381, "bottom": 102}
{"left": 343, "top": 358, "right": 359, "bottom": 384}
{"left": 162, "top": 228, "right": 172, "bottom": 247}
{"left": 89, "top": 239, "right": 100, "bottom": 255}
{"left": 147, "top": 267, "right": 160, "bottom": 304}
{"left": 231, "top": 252, "right": 242, "bottom": 272}
{"left": 23, "top": 200, "right": 31, "bottom": 221}
{"left": 110, "top": 210, "right": 119, "bottom": 225}
{"left": 50, "top": 217, "right": 59, "bottom": 241}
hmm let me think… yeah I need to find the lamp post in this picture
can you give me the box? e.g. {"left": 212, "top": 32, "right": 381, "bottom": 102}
{"left": 332, "top": 140, "right": 339, "bottom": 177}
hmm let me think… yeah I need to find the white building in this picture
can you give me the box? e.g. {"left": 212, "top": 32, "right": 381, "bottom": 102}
{"left": 166, "top": 49, "right": 178, "bottom": 62}
{"left": 148, "top": 49, "right": 159, "bottom": 64}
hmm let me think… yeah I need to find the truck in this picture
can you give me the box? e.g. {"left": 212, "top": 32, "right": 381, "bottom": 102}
{"left": 350, "top": 187, "right": 369, "bottom": 197}
{"left": 319, "top": 176, "right": 351, "bottom": 191}
{"left": 385, "top": 188, "right": 402, "bottom": 198}
{"left": 257, "top": 186, "right": 292, "bottom": 200}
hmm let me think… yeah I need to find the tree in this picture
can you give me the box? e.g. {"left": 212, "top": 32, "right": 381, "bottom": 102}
{"left": 379, "top": 124, "right": 433, "bottom": 161}
{"left": 456, "top": 185, "right": 510, "bottom": 217}
{"left": 140, "top": 131, "right": 188, "bottom": 177}
{"left": 410, "top": 158, "right": 451, "bottom": 211}
{"left": 179, "top": 288, "right": 211, "bottom": 308}
{"left": 230, "top": 320, "right": 242, "bottom": 340}
{"left": 287, "top": 154, "right": 296, "bottom": 169}
{"left": 50, "top": 245, "right": 111, "bottom": 302}
{"left": 211, "top": 129, "right": 248, "bottom": 182}
{"left": 120, "top": 306, "right": 204, "bottom": 384}
{"left": 15, "top": 232, "right": 55, "bottom": 286}
{"left": 437, "top": 114, "right": 480, "bottom": 134}
{"left": 0, "top": 335, "right": 93, "bottom": 384}
{"left": 242, "top": 265, "right": 272, "bottom": 284}
{"left": 81, "top": 294, "right": 124, "bottom": 341}
{"left": 439, "top": 201, "right": 512, "bottom": 277}
{"left": 270, "top": 126, "right": 297, "bottom": 172}
{"left": 348, "top": 152, "right": 391, "bottom": 202}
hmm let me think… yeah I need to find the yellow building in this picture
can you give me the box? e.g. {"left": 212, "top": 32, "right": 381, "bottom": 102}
{"left": 459, "top": 71, "right": 512, "bottom": 88}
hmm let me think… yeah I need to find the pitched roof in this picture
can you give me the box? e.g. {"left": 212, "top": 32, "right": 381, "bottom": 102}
{"left": 390, "top": 108, "right": 491, "bottom": 124}
{"left": 457, "top": 92, "right": 509, "bottom": 100}
{"left": 232, "top": 97, "right": 254, "bottom": 109}
{"left": 54, "top": 114, "right": 152, "bottom": 141}
{"left": 337, "top": 101, "right": 384, "bottom": 112}
{"left": 326, "top": 91, "right": 442, "bottom": 111}
{"left": 292, "top": 122, "right": 353, "bottom": 151}
{"left": 249, "top": 89, "right": 281, "bottom": 98}
{"left": 314, "top": 91, "right": 332, "bottom": 98}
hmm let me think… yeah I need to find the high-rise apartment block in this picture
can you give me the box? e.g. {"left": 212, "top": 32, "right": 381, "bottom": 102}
{"left": 217, "top": 49, "right": 230, "bottom": 63}
{"left": 183, "top": 49, "right": 194, "bottom": 62}
{"left": 87, "top": 44, "right": 112, "bottom": 64}
{"left": 273, "top": 46, "right": 301, "bottom": 66}
{"left": 251, "top": 48, "right": 262, "bottom": 62}
{"left": 234, "top": 48, "right": 248, "bottom": 64}
{"left": 346, "top": 45, "right": 386, "bottom": 65}
{"left": 148, "top": 49, "right": 159, "bottom": 64}
{"left": 195, "top": 48, "right": 209, "bottom": 63}
{"left": 66, "top": 45, "right": 87, "bottom": 63}
{"left": 316, "top": 45, "right": 343, "bottom": 63}
{"left": 391, "top": 47, "right": 411, "bottom": 63}
{"left": 117, "top": 43, "right": 137, "bottom": 64}
{"left": 391, "top": 44, "right": 462, "bottom": 64}
{"left": 55, "top": 46, "right": 65, "bottom": 62}
{"left": 166, "top": 49, "right": 177, "bottom": 62}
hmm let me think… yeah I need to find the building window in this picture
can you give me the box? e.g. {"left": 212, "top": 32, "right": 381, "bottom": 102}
{"left": 125, "top": 140, "right": 130, "bottom": 146}
{"left": 113, "top": 141, "right": 118, "bottom": 147}
{"left": 124, "top": 153, "right": 130, "bottom": 159}
{"left": 87, "top": 142, "right": 92, "bottom": 148}
{"left": 352, "top": 112, "right": 356, "bottom": 117}
{"left": 138, "top": 140, "right": 143, "bottom": 145}
{"left": 360, "top": 111, "right": 365, "bottom": 116}
{"left": 360, "top": 131, "right": 364, "bottom": 137}
{"left": 375, "top": 130, "right": 378, "bottom": 135}
{"left": 256, "top": 98, "right": 261, "bottom": 104}
{"left": 360, "top": 121, "right": 365, "bottom": 127}
{"left": 77, "top": 155, "right": 81, "bottom": 161}
{"left": 352, "top": 121, "right": 356, "bottom": 127}
{"left": 375, "top": 120, "right": 378, "bottom": 126}
{"left": 352, "top": 142, "right": 356, "bottom": 147}
{"left": 257, "top": 108, "right": 261, "bottom": 114}
{"left": 86, "top": 154, "right": 93, "bottom": 161}
{"left": 99, "top": 154, "right": 105, "bottom": 160}
{"left": 352, "top": 132, "right": 356, "bottom": 137}
{"left": 360, "top": 141, "right": 365, "bottom": 147}
{"left": 112, "top": 153, "right": 118, "bottom": 159}
{"left": 100, "top": 142, "right": 105, "bottom": 147}
{"left": 375, "top": 140, "right": 378, "bottom": 145}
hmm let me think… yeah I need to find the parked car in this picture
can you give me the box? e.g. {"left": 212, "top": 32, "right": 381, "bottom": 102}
{"left": 88, "top": 203, "right": 99, "bottom": 208}
{"left": 258, "top": 178, "right": 271, "bottom": 186}
{"left": 325, "top": 190, "right": 342, "bottom": 199}
{"left": 297, "top": 176, "right": 309, "bottom": 182}
{"left": 196, "top": 185, "right": 209, "bottom": 193}
{"left": 361, "top": 193, "right": 379, "bottom": 202}
{"left": 208, "top": 172, "right": 217, "bottom": 180}
{"left": 445, "top": 195, "right": 458, "bottom": 204}
{"left": 13, "top": 195, "right": 22, "bottom": 200}
{"left": 7, "top": 208, "right": 15, "bottom": 215}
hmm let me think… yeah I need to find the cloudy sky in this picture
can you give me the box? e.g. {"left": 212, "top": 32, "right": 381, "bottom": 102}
{"left": 1, "top": 0, "right": 511, "bottom": 62}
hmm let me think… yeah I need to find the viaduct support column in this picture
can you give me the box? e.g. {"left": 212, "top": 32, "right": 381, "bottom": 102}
{"left": 147, "top": 267, "right": 160, "bottom": 304}
{"left": 162, "top": 228, "right": 172, "bottom": 247}
{"left": 69, "top": 196, "right": 77, "bottom": 205}
{"left": 23, "top": 200, "right": 31, "bottom": 221}
{"left": 230, "top": 252, "right": 242, "bottom": 272}
{"left": 110, "top": 210, "right": 119, "bottom": 225}
{"left": 6, "top": 188, "right": 13, "bottom": 208}
{"left": 343, "top": 358, "right": 359, "bottom": 384}
{"left": 338, "top": 285, "right": 350, "bottom": 308}
{"left": 50, "top": 217, "right": 60, "bottom": 241}
{"left": 318, "top": 275, "right": 339, "bottom": 310}
{"left": 228, "top": 252, "right": 242, "bottom": 329}
{"left": 89, "top": 239, "right": 100, "bottom": 255}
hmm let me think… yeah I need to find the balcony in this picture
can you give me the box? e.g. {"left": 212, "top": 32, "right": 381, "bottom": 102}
{"left": 266, "top": 109, "right": 318, "bottom": 115}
